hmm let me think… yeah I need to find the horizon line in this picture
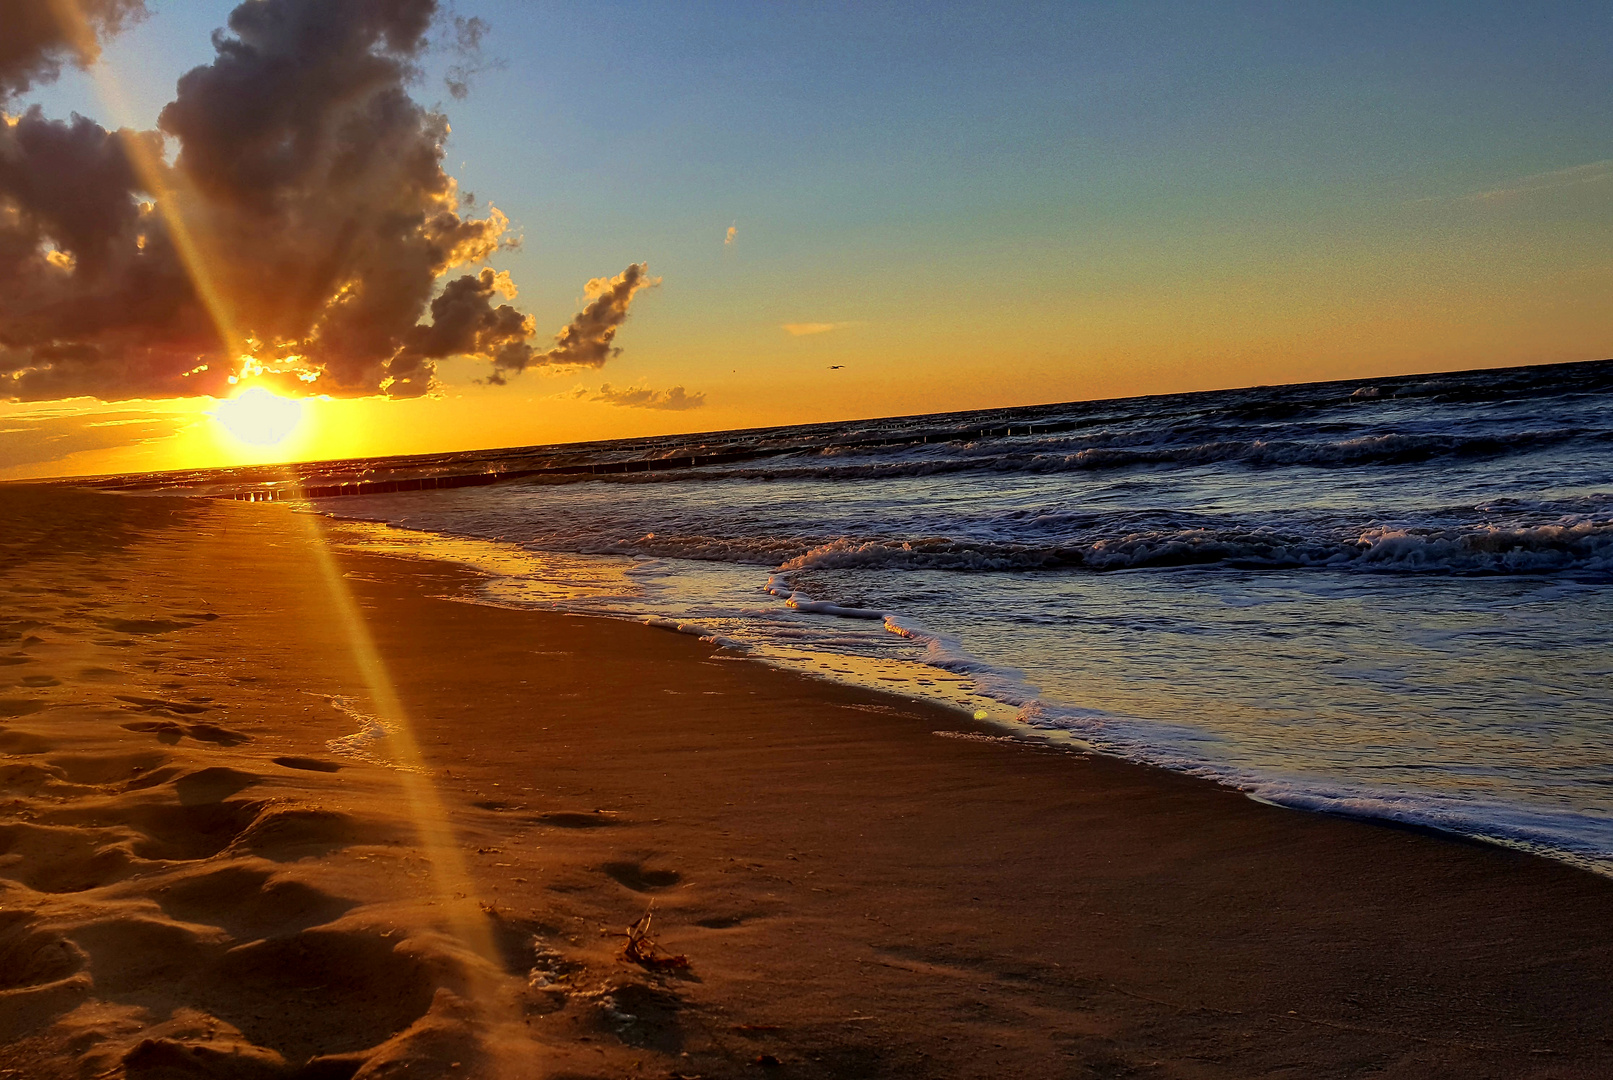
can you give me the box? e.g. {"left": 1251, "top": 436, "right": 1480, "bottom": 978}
{"left": 11, "top": 353, "right": 1610, "bottom": 488}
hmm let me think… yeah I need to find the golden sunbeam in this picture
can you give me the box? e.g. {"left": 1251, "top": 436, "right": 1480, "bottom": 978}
{"left": 43, "top": 3, "right": 519, "bottom": 1063}
{"left": 285, "top": 502, "right": 527, "bottom": 1071}
{"left": 48, "top": 0, "right": 247, "bottom": 361}
{"left": 296, "top": 511, "right": 496, "bottom": 958}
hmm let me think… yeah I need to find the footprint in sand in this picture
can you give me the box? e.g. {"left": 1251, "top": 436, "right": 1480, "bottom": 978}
{"left": 47, "top": 751, "right": 170, "bottom": 786}
{"left": 121, "top": 719, "right": 251, "bottom": 747}
{"left": 0, "top": 619, "right": 45, "bottom": 644}
{"left": 0, "top": 914, "right": 87, "bottom": 991}
{"left": 0, "top": 727, "right": 55, "bottom": 755}
{"left": 65, "top": 915, "right": 216, "bottom": 998}
{"left": 602, "top": 860, "right": 683, "bottom": 892}
{"left": 183, "top": 723, "right": 250, "bottom": 747}
{"left": 0, "top": 820, "right": 141, "bottom": 893}
{"left": 116, "top": 694, "right": 213, "bottom": 715}
{"left": 147, "top": 865, "right": 356, "bottom": 941}
{"left": 60, "top": 797, "right": 266, "bottom": 863}
{"left": 195, "top": 928, "right": 438, "bottom": 1063}
{"left": 34, "top": 772, "right": 368, "bottom": 866}
{"left": 693, "top": 914, "right": 752, "bottom": 929}
{"left": 230, "top": 805, "right": 383, "bottom": 862}
{"left": 120, "top": 720, "right": 186, "bottom": 744}
{"left": 533, "top": 810, "right": 622, "bottom": 829}
{"left": 41, "top": 921, "right": 438, "bottom": 1069}
{"left": 0, "top": 761, "right": 72, "bottom": 797}
{"left": 172, "top": 766, "right": 260, "bottom": 805}
{"left": 271, "top": 756, "right": 344, "bottom": 773}
{"left": 96, "top": 616, "right": 214, "bottom": 636}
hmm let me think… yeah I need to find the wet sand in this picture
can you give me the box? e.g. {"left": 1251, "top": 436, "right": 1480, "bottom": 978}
{"left": 1, "top": 486, "right": 1611, "bottom": 1079}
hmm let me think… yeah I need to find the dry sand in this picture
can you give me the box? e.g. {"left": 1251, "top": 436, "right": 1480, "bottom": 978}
{"left": 1, "top": 486, "right": 1610, "bottom": 1079}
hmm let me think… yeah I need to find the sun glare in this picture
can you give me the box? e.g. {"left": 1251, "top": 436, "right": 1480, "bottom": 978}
{"left": 212, "top": 387, "right": 305, "bottom": 447}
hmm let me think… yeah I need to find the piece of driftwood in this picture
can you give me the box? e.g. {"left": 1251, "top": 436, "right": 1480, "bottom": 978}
{"left": 622, "top": 907, "right": 690, "bottom": 971}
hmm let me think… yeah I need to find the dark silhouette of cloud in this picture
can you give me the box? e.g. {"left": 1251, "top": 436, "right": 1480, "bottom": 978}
{"left": 443, "top": 14, "right": 501, "bottom": 100}
{"left": 393, "top": 267, "right": 531, "bottom": 387}
{"left": 0, "top": 0, "right": 146, "bottom": 101}
{"left": 0, "top": 0, "right": 652, "bottom": 403}
{"left": 486, "top": 262, "right": 660, "bottom": 385}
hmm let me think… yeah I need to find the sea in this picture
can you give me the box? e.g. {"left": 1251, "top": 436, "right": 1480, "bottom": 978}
{"left": 93, "top": 358, "right": 1613, "bottom": 876}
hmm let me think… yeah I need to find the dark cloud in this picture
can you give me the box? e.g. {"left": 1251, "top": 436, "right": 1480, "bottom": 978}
{"left": 0, "top": 0, "right": 652, "bottom": 403}
{"left": 392, "top": 266, "right": 532, "bottom": 392}
{"left": 487, "top": 263, "right": 660, "bottom": 385}
{"left": 575, "top": 382, "right": 705, "bottom": 411}
{"left": 0, "top": 107, "right": 208, "bottom": 401}
{"left": 0, "top": 408, "right": 185, "bottom": 469}
{"left": 443, "top": 14, "right": 501, "bottom": 100}
{"left": 0, "top": 0, "right": 147, "bottom": 103}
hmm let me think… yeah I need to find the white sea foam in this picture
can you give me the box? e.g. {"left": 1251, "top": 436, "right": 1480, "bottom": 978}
{"left": 323, "top": 695, "right": 422, "bottom": 770}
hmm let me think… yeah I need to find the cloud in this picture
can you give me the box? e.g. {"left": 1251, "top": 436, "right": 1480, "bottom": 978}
{"left": 1464, "top": 159, "right": 1613, "bottom": 203}
{"left": 0, "top": 0, "right": 147, "bottom": 101}
{"left": 0, "top": 0, "right": 649, "bottom": 404}
{"left": 0, "top": 408, "right": 186, "bottom": 468}
{"left": 443, "top": 14, "right": 503, "bottom": 100}
{"left": 486, "top": 262, "right": 660, "bottom": 384}
{"left": 393, "top": 267, "right": 531, "bottom": 388}
{"left": 571, "top": 382, "right": 705, "bottom": 411}
{"left": 724, "top": 223, "right": 736, "bottom": 245}
{"left": 781, "top": 321, "right": 857, "bottom": 337}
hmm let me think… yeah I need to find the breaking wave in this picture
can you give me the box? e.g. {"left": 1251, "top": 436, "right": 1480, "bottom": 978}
{"left": 601, "top": 518, "right": 1613, "bottom": 578}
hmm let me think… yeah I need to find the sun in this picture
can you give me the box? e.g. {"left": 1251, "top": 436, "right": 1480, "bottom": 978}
{"left": 211, "top": 386, "right": 306, "bottom": 447}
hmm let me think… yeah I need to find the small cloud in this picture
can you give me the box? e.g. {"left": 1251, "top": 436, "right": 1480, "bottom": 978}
{"left": 572, "top": 383, "right": 707, "bottom": 411}
{"left": 1464, "top": 159, "right": 1613, "bottom": 203}
{"left": 724, "top": 223, "right": 737, "bottom": 245}
{"left": 483, "top": 263, "right": 660, "bottom": 386}
{"left": 782, "top": 321, "right": 857, "bottom": 337}
{"left": 443, "top": 15, "right": 505, "bottom": 100}
{"left": 0, "top": 409, "right": 189, "bottom": 470}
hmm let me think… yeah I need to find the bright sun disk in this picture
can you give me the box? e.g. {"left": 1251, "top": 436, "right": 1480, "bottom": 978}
{"left": 212, "top": 387, "right": 305, "bottom": 447}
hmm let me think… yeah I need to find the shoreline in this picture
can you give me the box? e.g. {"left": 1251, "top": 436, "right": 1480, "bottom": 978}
{"left": 2, "top": 488, "right": 1611, "bottom": 1078}
{"left": 321, "top": 511, "right": 1613, "bottom": 882}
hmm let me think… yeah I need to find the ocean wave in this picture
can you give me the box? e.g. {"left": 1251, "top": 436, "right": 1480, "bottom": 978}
{"left": 581, "top": 426, "right": 1595, "bottom": 486}
{"left": 591, "top": 532, "right": 809, "bottom": 564}
{"left": 767, "top": 519, "right": 1613, "bottom": 576}
{"left": 1351, "top": 521, "right": 1613, "bottom": 572}
{"left": 763, "top": 574, "right": 886, "bottom": 618}
{"left": 330, "top": 490, "right": 1613, "bottom": 579}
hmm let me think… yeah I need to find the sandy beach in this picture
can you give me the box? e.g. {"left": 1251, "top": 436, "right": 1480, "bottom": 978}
{"left": 1, "top": 485, "right": 1611, "bottom": 1079}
